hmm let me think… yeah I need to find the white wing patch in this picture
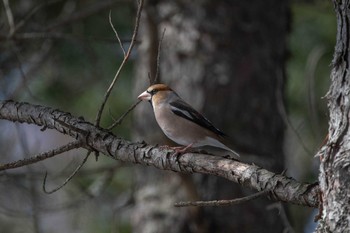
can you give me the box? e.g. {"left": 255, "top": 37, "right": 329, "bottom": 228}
{"left": 170, "top": 105, "right": 194, "bottom": 120}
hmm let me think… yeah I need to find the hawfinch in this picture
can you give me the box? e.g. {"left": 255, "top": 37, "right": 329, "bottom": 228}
{"left": 138, "top": 84, "right": 239, "bottom": 156}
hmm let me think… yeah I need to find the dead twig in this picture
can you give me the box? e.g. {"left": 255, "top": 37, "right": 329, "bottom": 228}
{"left": 174, "top": 189, "right": 269, "bottom": 207}
{"left": 43, "top": 151, "right": 91, "bottom": 194}
{"left": 0, "top": 140, "right": 83, "bottom": 171}
{"left": 2, "top": 0, "right": 15, "bottom": 35}
{"left": 109, "top": 10, "right": 126, "bottom": 56}
{"left": 152, "top": 28, "right": 166, "bottom": 84}
{"left": 94, "top": 0, "right": 144, "bottom": 126}
{"left": 107, "top": 100, "right": 141, "bottom": 130}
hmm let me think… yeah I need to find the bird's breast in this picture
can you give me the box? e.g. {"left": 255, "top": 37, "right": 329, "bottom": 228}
{"left": 154, "top": 103, "right": 213, "bottom": 146}
{"left": 154, "top": 105, "right": 175, "bottom": 134}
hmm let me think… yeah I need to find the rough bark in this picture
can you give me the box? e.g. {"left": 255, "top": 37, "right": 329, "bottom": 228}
{"left": 133, "top": 0, "right": 289, "bottom": 232}
{"left": 0, "top": 100, "right": 319, "bottom": 206}
{"left": 316, "top": 0, "right": 350, "bottom": 232}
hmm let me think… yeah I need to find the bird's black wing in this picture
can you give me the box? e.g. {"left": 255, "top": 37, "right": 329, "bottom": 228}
{"left": 169, "top": 100, "right": 226, "bottom": 136}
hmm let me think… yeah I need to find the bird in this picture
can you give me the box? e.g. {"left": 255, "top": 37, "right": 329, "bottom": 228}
{"left": 137, "top": 83, "right": 239, "bottom": 156}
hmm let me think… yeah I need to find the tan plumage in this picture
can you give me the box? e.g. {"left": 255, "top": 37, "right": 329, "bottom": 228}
{"left": 138, "top": 84, "right": 239, "bottom": 156}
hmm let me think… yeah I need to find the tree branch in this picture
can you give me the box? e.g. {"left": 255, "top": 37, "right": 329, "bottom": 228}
{"left": 94, "top": 0, "right": 144, "bottom": 126}
{"left": 43, "top": 151, "right": 91, "bottom": 194}
{"left": 0, "top": 140, "right": 83, "bottom": 171}
{"left": 0, "top": 100, "right": 320, "bottom": 207}
{"left": 174, "top": 189, "right": 269, "bottom": 207}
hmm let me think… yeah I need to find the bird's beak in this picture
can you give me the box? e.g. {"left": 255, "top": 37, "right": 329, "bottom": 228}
{"left": 137, "top": 91, "right": 151, "bottom": 101}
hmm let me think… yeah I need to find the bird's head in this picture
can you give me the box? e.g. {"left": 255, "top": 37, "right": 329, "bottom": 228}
{"left": 138, "top": 84, "right": 174, "bottom": 104}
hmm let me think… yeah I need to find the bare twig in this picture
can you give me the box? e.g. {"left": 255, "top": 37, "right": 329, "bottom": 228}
{"left": 0, "top": 140, "right": 83, "bottom": 171}
{"left": 45, "top": 165, "right": 121, "bottom": 209}
{"left": 43, "top": 151, "right": 91, "bottom": 194}
{"left": 2, "top": 0, "right": 15, "bottom": 35}
{"left": 3, "top": 163, "right": 126, "bottom": 179}
{"left": 95, "top": 0, "right": 144, "bottom": 126}
{"left": 152, "top": 28, "right": 166, "bottom": 84}
{"left": 109, "top": 10, "right": 126, "bottom": 56}
{"left": 174, "top": 189, "right": 269, "bottom": 207}
{"left": 107, "top": 100, "right": 141, "bottom": 130}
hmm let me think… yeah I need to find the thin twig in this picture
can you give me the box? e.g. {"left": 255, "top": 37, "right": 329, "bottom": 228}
{"left": 43, "top": 151, "right": 91, "bottom": 194}
{"left": 174, "top": 189, "right": 269, "bottom": 207}
{"left": 109, "top": 10, "right": 126, "bottom": 56}
{"left": 152, "top": 28, "right": 166, "bottom": 84}
{"left": 94, "top": 0, "right": 144, "bottom": 126}
{"left": 4, "top": 163, "right": 126, "bottom": 179}
{"left": 107, "top": 100, "right": 142, "bottom": 130}
{"left": 0, "top": 140, "right": 82, "bottom": 171}
{"left": 2, "top": 0, "right": 15, "bottom": 35}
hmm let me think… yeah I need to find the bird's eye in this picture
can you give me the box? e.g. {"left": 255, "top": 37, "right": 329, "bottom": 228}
{"left": 147, "top": 89, "right": 158, "bottom": 95}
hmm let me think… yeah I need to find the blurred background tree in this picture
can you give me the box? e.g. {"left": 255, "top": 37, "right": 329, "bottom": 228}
{"left": 132, "top": 0, "right": 288, "bottom": 232}
{"left": 0, "top": 0, "right": 335, "bottom": 232}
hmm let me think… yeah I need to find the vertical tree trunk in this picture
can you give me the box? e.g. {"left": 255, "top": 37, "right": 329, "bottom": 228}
{"left": 133, "top": 1, "right": 289, "bottom": 232}
{"left": 316, "top": 0, "right": 350, "bottom": 232}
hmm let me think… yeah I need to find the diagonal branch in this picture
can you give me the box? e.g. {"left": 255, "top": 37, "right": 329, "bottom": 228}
{"left": 152, "top": 28, "right": 166, "bottom": 84}
{"left": 109, "top": 10, "right": 126, "bottom": 56}
{"left": 0, "top": 140, "right": 83, "bottom": 171}
{"left": 0, "top": 100, "right": 320, "bottom": 207}
{"left": 43, "top": 151, "right": 91, "bottom": 194}
{"left": 107, "top": 100, "right": 141, "bottom": 130}
{"left": 174, "top": 189, "right": 269, "bottom": 207}
{"left": 95, "top": 0, "right": 144, "bottom": 126}
{"left": 2, "top": 0, "right": 15, "bottom": 35}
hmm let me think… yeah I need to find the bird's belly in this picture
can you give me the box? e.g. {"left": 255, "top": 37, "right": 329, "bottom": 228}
{"left": 154, "top": 107, "right": 195, "bottom": 146}
{"left": 158, "top": 121, "right": 190, "bottom": 146}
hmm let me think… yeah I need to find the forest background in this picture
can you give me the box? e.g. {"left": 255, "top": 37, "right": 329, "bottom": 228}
{"left": 0, "top": 0, "right": 335, "bottom": 232}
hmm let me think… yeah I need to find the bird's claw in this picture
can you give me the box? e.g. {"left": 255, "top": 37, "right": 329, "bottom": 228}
{"left": 159, "top": 143, "right": 194, "bottom": 155}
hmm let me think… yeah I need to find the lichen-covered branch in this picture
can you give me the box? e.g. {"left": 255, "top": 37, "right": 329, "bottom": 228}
{"left": 0, "top": 100, "right": 319, "bottom": 207}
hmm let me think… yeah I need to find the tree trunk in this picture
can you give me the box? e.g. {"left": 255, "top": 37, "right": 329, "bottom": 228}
{"left": 133, "top": 0, "right": 289, "bottom": 232}
{"left": 316, "top": 0, "right": 350, "bottom": 232}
